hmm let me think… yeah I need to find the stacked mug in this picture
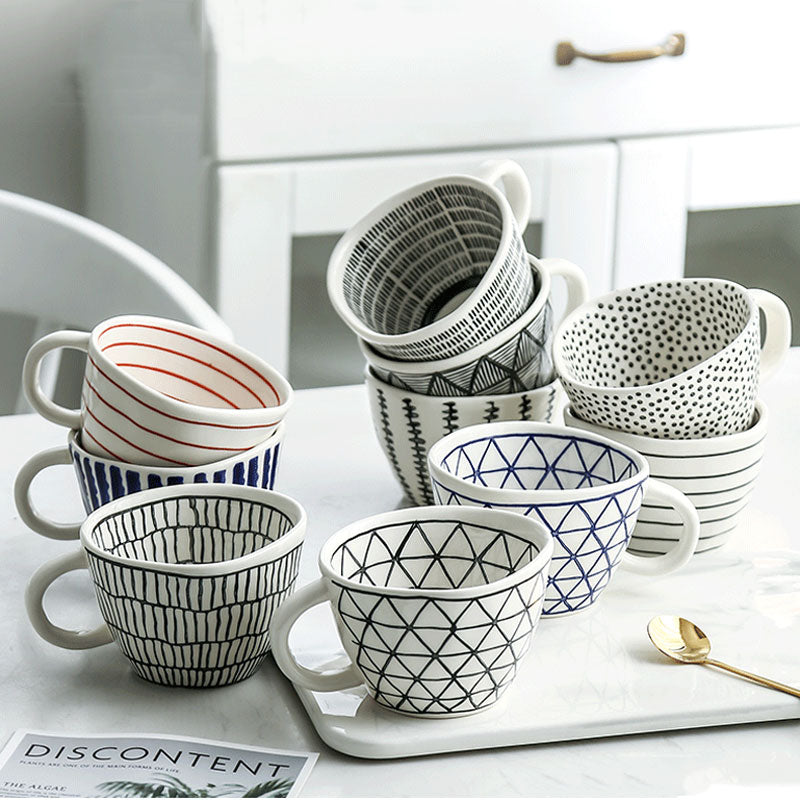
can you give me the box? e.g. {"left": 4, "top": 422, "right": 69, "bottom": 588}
{"left": 553, "top": 279, "right": 792, "bottom": 556}
{"left": 327, "top": 159, "right": 590, "bottom": 505}
{"left": 17, "top": 314, "right": 307, "bottom": 688}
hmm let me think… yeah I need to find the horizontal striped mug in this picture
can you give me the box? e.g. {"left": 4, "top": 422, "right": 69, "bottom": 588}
{"left": 15, "top": 425, "right": 284, "bottom": 540}
{"left": 25, "top": 484, "right": 306, "bottom": 688}
{"left": 23, "top": 315, "right": 293, "bottom": 466}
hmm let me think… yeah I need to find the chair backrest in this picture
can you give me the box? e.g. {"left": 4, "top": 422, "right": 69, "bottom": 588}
{"left": 0, "top": 188, "right": 232, "bottom": 413}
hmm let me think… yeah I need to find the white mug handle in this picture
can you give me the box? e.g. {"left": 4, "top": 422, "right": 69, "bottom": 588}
{"left": 23, "top": 330, "right": 90, "bottom": 428}
{"left": 622, "top": 479, "right": 700, "bottom": 575}
{"left": 25, "top": 549, "right": 113, "bottom": 650}
{"left": 475, "top": 159, "right": 532, "bottom": 230}
{"left": 538, "top": 257, "right": 590, "bottom": 320}
{"left": 270, "top": 578, "right": 363, "bottom": 692}
{"left": 749, "top": 288, "right": 791, "bottom": 382}
{"left": 15, "top": 446, "right": 82, "bottom": 540}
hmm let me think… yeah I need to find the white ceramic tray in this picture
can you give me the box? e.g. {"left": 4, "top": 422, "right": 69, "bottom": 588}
{"left": 283, "top": 543, "right": 800, "bottom": 759}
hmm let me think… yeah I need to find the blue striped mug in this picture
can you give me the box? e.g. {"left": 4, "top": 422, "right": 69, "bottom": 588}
{"left": 15, "top": 425, "right": 284, "bottom": 540}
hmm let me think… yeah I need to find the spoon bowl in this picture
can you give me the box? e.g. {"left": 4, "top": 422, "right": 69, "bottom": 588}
{"left": 647, "top": 615, "right": 711, "bottom": 664}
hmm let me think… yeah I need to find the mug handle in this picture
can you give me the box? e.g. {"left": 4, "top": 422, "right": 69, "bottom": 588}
{"left": 25, "top": 549, "right": 113, "bottom": 650}
{"left": 538, "top": 257, "right": 590, "bottom": 320}
{"left": 621, "top": 479, "right": 700, "bottom": 575}
{"left": 270, "top": 578, "right": 363, "bottom": 692}
{"left": 15, "top": 446, "right": 82, "bottom": 540}
{"left": 749, "top": 288, "right": 791, "bottom": 382}
{"left": 23, "top": 330, "right": 90, "bottom": 428}
{"left": 475, "top": 159, "right": 532, "bottom": 230}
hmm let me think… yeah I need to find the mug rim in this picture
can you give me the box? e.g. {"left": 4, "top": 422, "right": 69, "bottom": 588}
{"left": 359, "top": 255, "right": 549, "bottom": 374}
{"left": 80, "top": 483, "right": 306, "bottom": 575}
{"left": 553, "top": 278, "right": 758, "bottom": 395}
{"left": 317, "top": 505, "right": 553, "bottom": 599}
{"left": 88, "top": 314, "right": 294, "bottom": 422}
{"left": 365, "top": 366, "right": 560, "bottom": 409}
{"left": 327, "top": 174, "right": 523, "bottom": 348}
{"left": 427, "top": 421, "right": 649, "bottom": 503}
{"left": 66, "top": 423, "right": 284, "bottom": 473}
{"left": 562, "top": 399, "right": 769, "bottom": 453}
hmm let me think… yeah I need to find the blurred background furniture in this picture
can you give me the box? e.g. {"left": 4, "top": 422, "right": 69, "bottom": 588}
{"left": 0, "top": 188, "right": 230, "bottom": 414}
{"left": 78, "top": 1, "right": 800, "bottom": 387}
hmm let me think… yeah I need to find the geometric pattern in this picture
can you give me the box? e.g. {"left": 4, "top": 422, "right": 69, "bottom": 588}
{"left": 370, "top": 302, "right": 554, "bottom": 397}
{"left": 430, "top": 431, "right": 646, "bottom": 616}
{"left": 85, "top": 493, "right": 302, "bottom": 688}
{"left": 337, "top": 182, "right": 533, "bottom": 362}
{"left": 328, "top": 518, "right": 548, "bottom": 715}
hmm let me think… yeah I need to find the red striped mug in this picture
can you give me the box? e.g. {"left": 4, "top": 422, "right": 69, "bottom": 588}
{"left": 23, "top": 315, "right": 293, "bottom": 466}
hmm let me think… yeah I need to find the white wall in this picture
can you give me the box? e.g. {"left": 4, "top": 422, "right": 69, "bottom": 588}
{"left": 0, "top": 0, "right": 110, "bottom": 212}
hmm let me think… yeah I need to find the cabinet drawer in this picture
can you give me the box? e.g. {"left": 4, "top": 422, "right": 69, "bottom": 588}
{"left": 206, "top": 0, "right": 800, "bottom": 160}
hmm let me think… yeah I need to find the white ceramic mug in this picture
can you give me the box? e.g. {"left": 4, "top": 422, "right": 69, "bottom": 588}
{"left": 270, "top": 506, "right": 553, "bottom": 717}
{"left": 327, "top": 160, "right": 534, "bottom": 362}
{"left": 23, "top": 315, "right": 293, "bottom": 466}
{"left": 563, "top": 401, "right": 769, "bottom": 555}
{"left": 15, "top": 425, "right": 285, "bottom": 540}
{"left": 554, "top": 279, "right": 790, "bottom": 439}
{"left": 428, "top": 422, "right": 701, "bottom": 616}
{"left": 366, "top": 369, "right": 561, "bottom": 505}
{"left": 25, "top": 484, "right": 306, "bottom": 688}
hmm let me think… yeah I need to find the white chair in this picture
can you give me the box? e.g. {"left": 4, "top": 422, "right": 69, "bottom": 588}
{"left": 0, "top": 188, "right": 232, "bottom": 414}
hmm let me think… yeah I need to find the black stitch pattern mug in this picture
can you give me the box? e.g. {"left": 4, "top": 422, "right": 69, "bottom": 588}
{"left": 25, "top": 484, "right": 306, "bottom": 688}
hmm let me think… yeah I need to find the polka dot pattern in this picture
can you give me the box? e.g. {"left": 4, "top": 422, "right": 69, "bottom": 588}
{"left": 555, "top": 280, "right": 761, "bottom": 439}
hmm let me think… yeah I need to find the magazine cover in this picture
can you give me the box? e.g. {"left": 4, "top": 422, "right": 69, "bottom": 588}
{"left": 0, "top": 731, "right": 317, "bottom": 798}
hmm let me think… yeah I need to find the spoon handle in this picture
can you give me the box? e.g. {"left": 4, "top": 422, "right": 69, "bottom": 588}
{"left": 705, "top": 658, "right": 800, "bottom": 699}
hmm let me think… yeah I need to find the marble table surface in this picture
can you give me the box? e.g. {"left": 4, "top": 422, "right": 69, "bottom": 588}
{"left": 2, "top": 352, "right": 800, "bottom": 797}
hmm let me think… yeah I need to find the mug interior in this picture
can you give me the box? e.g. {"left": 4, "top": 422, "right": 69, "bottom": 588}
{"left": 341, "top": 183, "right": 509, "bottom": 334}
{"left": 330, "top": 518, "right": 542, "bottom": 590}
{"left": 95, "top": 319, "right": 283, "bottom": 410}
{"left": 437, "top": 431, "right": 639, "bottom": 491}
{"left": 559, "top": 280, "right": 752, "bottom": 387}
{"left": 88, "top": 493, "right": 295, "bottom": 565}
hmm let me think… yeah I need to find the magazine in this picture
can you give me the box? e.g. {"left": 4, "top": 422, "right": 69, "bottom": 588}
{"left": 0, "top": 731, "right": 317, "bottom": 798}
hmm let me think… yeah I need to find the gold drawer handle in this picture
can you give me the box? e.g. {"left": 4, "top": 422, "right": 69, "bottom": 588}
{"left": 556, "top": 33, "right": 685, "bottom": 66}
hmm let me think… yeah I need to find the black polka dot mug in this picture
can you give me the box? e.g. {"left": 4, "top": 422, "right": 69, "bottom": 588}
{"left": 553, "top": 279, "right": 790, "bottom": 439}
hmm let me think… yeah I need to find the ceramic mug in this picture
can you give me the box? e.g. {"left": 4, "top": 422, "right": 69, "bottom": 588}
{"left": 270, "top": 506, "right": 553, "bottom": 717}
{"left": 23, "top": 314, "right": 293, "bottom": 466}
{"left": 15, "top": 424, "right": 285, "bottom": 541}
{"left": 553, "top": 279, "right": 790, "bottom": 439}
{"left": 327, "top": 160, "right": 534, "bottom": 362}
{"left": 563, "top": 401, "right": 768, "bottom": 555}
{"left": 366, "top": 368, "right": 562, "bottom": 505}
{"left": 361, "top": 256, "right": 589, "bottom": 396}
{"left": 25, "top": 484, "right": 306, "bottom": 688}
{"left": 428, "top": 422, "right": 701, "bottom": 616}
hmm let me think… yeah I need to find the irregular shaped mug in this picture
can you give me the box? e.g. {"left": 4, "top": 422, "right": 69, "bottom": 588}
{"left": 23, "top": 314, "right": 293, "bottom": 466}
{"left": 15, "top": 425, "right": 284, "bottom": 540}
{"left": 270, "top": 505, "right": 553, "bottom": 717}
{"left": 26, "top": 484, "right": 306, "bottom": 688}
{"left": 328, "top": 160, "right": 534, "bottom": 362}
{"left": 428, "top": 422, "right": 700, "bottom": 616}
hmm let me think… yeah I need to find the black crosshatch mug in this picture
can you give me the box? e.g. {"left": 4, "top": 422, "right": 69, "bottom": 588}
{"left": 270, "top": 505, "right": 553, "bottom": 717}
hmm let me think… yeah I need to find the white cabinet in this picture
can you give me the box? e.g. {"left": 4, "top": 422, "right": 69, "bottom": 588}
{"left": 81, "top": 1, "right": 800, "bottom": 382}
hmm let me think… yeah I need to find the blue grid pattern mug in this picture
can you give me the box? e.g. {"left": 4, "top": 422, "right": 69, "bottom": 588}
{"left": 428, "top": 422, "right": 700, "bottom": 617}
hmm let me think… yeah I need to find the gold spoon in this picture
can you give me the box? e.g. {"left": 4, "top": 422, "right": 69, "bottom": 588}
{"left": 647, "top": 615, "right": 800, "bottom": 699}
